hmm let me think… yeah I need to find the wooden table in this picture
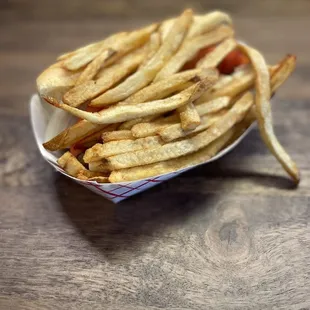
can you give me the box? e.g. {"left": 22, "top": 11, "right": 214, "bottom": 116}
{"left": 1, "top": 1, "right": 310, "bottom": 309}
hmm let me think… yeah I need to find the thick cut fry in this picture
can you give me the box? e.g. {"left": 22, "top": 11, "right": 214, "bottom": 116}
{"left": 49, "top": 81, "right": 206, "bottom": 125}
{"left": 197, "top": 65, "right": 277, "bottom": 103}
{"left": 160, "top": 11, "right": 232, "bottom": 40}
{"left": 108, "top": 92, "right": 254, "bottom": 169}
{"left": 63, "top": 24, "right": 156, "bottom": 71}
{"left": 155, "top": 25, "right": 233, "bottom": 81}
{"left": 90, "top": 9, "right": 193, "bottom": 105}
{"left": 197, "top": 38, "right": 237, "bottom": 68}
{"left": 122, "top": 68, "right": 217, "bottom": 104}
{"left": 189, "top": 11, "right": 232, "bottom": 37}
{"left": 36, "top": 63, "right": 80, "bottom": 102}
{"left": 196, "top": 96, "right": 232, "bottom": 114}
{"left": 62, "top": 32, "right": 127, "bottom": 71}
{"left": 177, "top": 101, "right": 201, "bottom": 130}
{"left": 75, "top": 124, "right": 119, "bottom": 148}
{"left": 84, "top": 136, "right": 163, "bottom": 163}
{"left": 109, "top": 129, "right": 234, "bottom": 182}
{"left": 89, "top": 160, "right": 111, "bottom": 173}
{"left": 57, "top": 151, "right": 86, "bottom": 177}
{"left": 102, "top": 130, "right": 133, "bottom": 142}
{"left": 131, "top": 114, "right": 178, "bottom": 138}
{"left": 119, "top": 116, "right": 159, "bottom": 130}
{"left": 75, "top": 48, "right": 116, "bottom": 85}
{"left": 63, "top": 44, "right": 153, "bottom": 107}
{"left": 43, "top": 121, "right": 108, "bottom": 151}
{"left": 239, "top": 44, "right": 299, "bottom": 183}
{"left": 159, "top": 112, "right": 224, "bottom": 142}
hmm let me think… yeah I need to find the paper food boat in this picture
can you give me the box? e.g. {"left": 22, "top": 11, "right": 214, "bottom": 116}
{"left": 30, "top": 94, "right": 253, "bottom": 203}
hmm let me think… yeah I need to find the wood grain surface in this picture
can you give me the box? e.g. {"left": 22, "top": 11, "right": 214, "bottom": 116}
{"left": 0, "top": 1, "right": 310, "bottom": 309}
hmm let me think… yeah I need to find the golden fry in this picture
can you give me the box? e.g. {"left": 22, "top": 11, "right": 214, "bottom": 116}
{"left": 102, "top": 130, "right": 133, "bottom": 142}
{"left": 158, "top": 112, "right": 224, "bottom": 142}
{"left": 63, "top": 44, "right": 152, "bottom": 107}
{"left": 83, "top": 136, "right": 163, "bottom": 163}
{"left": 75, "top": 48, "right": 116, "bottom": 85}
{"left": 49, "top": 81, "right": 206, "bottom": 125}
{"left": 131, "top": 114, "right": 178, "bottom": 138}
{"left": 108, "top": 92, "right": 254, "bottom": 169}
{"left": 57, "top": 151, "right": 86, "bottom": 177}
{"left": 197, "top": 38, "right": 237, "bottom": 68}
{"left": 89, "top": 160, "right": 111, "bottom": 173}
{"left": 240, "top": 44, "right": 299, "bottom": 183}
{"left": 122, "top": 68, "right": 217, "bottom": 105}
{"left": 109, "top": 129, "right": 234, "bottom": 182}
{"left": 155, "top": 25, "right": 233, "bottom": 80}
{"left": 90, "top": 9, "right": 193, "bottom": 105}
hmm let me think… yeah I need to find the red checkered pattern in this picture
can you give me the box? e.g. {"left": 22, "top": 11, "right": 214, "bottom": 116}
{"left": 50, "top": 159, "right": 182, "bottom": 203}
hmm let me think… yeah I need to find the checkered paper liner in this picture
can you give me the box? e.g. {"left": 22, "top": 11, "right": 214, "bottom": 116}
{"left": 30, "top": 94, "right": 253, "bottom": 203}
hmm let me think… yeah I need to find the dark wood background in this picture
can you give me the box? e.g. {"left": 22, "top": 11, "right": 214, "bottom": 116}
{"left": 1, "top": 1, "right": 310, "bottom": 309}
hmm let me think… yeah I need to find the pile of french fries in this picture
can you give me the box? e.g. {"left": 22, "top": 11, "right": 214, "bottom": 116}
{"left": 37, "top": 9, "right": 300, "bottom": 184}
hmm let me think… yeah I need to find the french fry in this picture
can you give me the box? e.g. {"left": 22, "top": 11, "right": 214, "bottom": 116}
{"left": 48, "top": 81, "right": 207, "bottom": 125}
{"left": 62, "top": 32, "right": 127, "bottom": 71}
{"left": 107, "top": 92, "right": 254, "bottom": 169}
{"left": 90, "top": 9, "right": 193, "bottom": 106}
{"left": 197, "top": 38, "right": 237, "bottom": 68}
{"left": 158, "top": 111, "right": 225, "bottom": 142}
{"left": 197, "top": 65, "right": 277, "bottom": 103}
{"left": 121, "top": 68, "right": 218, "bottom": 105}
{"left": 102, "top": 130, "right": 133, "bottom": 142}
{"left": 75, "top": 124, "right": 119, "bottom": 148}
{"left": 155, "top": 25, "right": 233, "bottom": 81}
{"left": 83, "top": 136, "right": 163, "bottom": 163}
{"left": 63, "top": 24, "right": 156, "bottom": 71}
{"left": 57, "top": 151, "right": 86, "bottom": 177}
{"left": 160, "top": 11, "right": 232, "bottom": 40}
{"left": 75, "top": 48, "right": 116, "bottom": 85}
{"left": 89, "top": 160, "right": 111, "bottom": 173}
{"left": 177, "top": 101, "right": 201, "bottom": 130}
{"left": 43, "top": 121, "right": 108, "bottom": 151}
{"left": 196, "top": 96, "right": 232, "bottom": 114}
{"left": 63, "top": 43, "right": 154, "bottom": 107}
{"left": 109, "top": 129, "right": 234, "bottom": 182}
{"left": 239, "top": 44, "right": 299, "bottom": 183}
{"left": 119, "top": 115, "right": 159, "bottom": 130}
{"left": 131, "top": 114, "right": 178, "bottom": 138}
{"left": 36, "top": 62, "right": 81, "bottom": 102}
